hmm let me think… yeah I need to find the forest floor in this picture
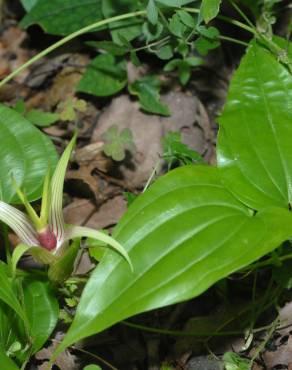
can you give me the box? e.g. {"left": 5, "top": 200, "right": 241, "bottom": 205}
{"left": 1, "top": 2, "right": 292, "bottom": 369}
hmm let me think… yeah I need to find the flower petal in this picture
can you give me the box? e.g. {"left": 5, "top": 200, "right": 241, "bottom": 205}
{"left": 65, "top": 225, "right": 133, "bottom": 270}
{"left": 0, "top": 201, "right": 39, "bottom": 246}
{"left": 49, "top": 133, "right": 77, "bottom": 243}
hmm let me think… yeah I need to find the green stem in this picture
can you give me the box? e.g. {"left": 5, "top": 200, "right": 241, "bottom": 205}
{"left": 228, "top": 0, "right": 255, "bottom": 30}
{"left": 0, "top": 10, "right": 147, "bottom": 88}
{"left": 122, "top": 320, "right": 241, "bottom": 338}
{"left": 183, "top": 7, "right": 256, "bottom": 35}
{"left": 219, "top": 35, "right": 249, "bottom": 47}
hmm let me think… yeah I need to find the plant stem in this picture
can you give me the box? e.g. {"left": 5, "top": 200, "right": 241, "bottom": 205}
{"left": 250, "top": 317, "right": 279, "bottom": 367}
{"left": 219, "top": 35, "right": 249, "bottom": 46}
{"left": 183, "top": 7, "right": 256, "bottom": 35}
{"left": 0, "top": 10, "right": 147, "bottom": 88}
{"left": 122, "top": 320, "right": 241, "bottom": 337}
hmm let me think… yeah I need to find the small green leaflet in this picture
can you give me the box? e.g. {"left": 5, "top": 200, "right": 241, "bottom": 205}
{"left": 200, "top": 0, "right": 222, "bottom": 23}
{"left": 83, "top": 365, "right": 102, "bottom": 370}
{"left": 25, "top": 110, "right": 59, "bottom": 127}
{"left": 77, "top": 54, "right": 127, "bottom": 97}
{"left": 129, "top": 76, "right": 170, "bottom": 116}
{"left": 156, "top": 0, "right": 194, "bottom": 6}
{"left": 102, "top": 125, "right": 136, "bottom": 161}
{"left": 14, "top": 100, "right": 59, "bottom": 127}
{"left": 223, "top": 352, "right": 250, "bottom": 370}
{"left": 162, "top": 131, "right": 203, "bottom": 166}
{"left": 147, "top": 0, "right": 158, "bottom": 25}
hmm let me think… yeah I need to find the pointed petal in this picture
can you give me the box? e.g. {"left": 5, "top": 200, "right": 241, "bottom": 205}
{"left": 0, "top": 201, "right": 39, "bottom": 246}
{"left": 40, "top": 169, "right": 51, "bottom": 228}
{"left": 65, "top": 225, "right": 133, "bottom": 271}
{"left": 49, "top": 133, "right": 77, "bottom": 242}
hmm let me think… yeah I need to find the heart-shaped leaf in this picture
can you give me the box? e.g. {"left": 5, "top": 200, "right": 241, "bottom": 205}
{"left": 217, "top": 39, "right": 292, "bottom": 210}
{"left": 0, "top": 104, "right": 58, "bottom": 203}
{"left": 55, "top": 166, "right": 292, "bottom": 352}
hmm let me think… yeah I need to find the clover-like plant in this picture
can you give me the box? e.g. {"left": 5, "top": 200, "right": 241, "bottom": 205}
{"left": 0, "top": 134, "right": 130, "bottom": 273}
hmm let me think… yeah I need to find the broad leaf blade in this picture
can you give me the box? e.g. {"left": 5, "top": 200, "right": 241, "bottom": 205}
{"left": 0, "top": 263, "right": 27, "bottom": 324}
{"left": 0, "top": 349, "right": 20, "bottom": 370}
{"left": 23, "top": 279, "right": 59, "bottom": 353}
{"left": 217, "top": 39, "right": 292, "bottom": 210}
{"left": 0, "top": 104, "right": 58, "bottom": 203}
{"left": 20, "top": 0, "right": 103, "bottom": 36}
{"left": 58, "top": 166, "right": 292, "bottom": 351}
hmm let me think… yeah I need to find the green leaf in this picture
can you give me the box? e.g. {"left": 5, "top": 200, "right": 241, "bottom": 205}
{"left": 14, "top": 100, "right": 26, "bottom": 115}
{"left": 177, "top": 9, "right": 196, "bottom": 28}
{"left": 102, "top": 0, "right": 142, "bottom": 44}
{"left": 87, "top": 230, "right": 109, "bottom": 262}
{"left": 194, "top": 35, "right": 220, "bottom": 55}
{"left": 86, "top": 41, "right": 128, "bottom": 56}
{"left": 83, "top": 365, "right": 102, "bottom": 370}
{"left": 155, "top": 44, "right": 174, "bottom": 60}
{"left": 56, "top": 165, "right": 292, "bottom": 352}
{"left": 200, "top": 0, "right": 222, "bottom": 23}
{"left": 0, "top": 262, "right": 27, "bottom": 324}
{"left": 194, "top": 26, "right": 220, "bottom": 55}
{"left": 147, "top": 0, "right": 158, "bottom": 25}
{"left": 23, "top": 279, "right": 59, "bottom": 353}
{"left": 142, "top": 21, "right": 164, "bottom": 43}
{"left": 25, "top": 109, "right": 59, "bottom": 127}
{"left": 102, "top": 125, "right": 136, "bottom": 161}
{"left": 169, "top": 13, "right": 187, "bottom": 38}
{"left": 156, "top": 0, "right": 194, "bottom": 6}
{"left": 20, "top": 0, "right": 38, "bottom": 11}
{"left": 162, "top": 131, "right": 203, "bottom": 165}
{"left": 178, "top": 61, "right": 191, "bottom": 85}
{"left": 185, "top": 56, "right": 203, "bottom": 66}
{"left": 77, "top": 54, "right": 127, "bottom": 97}
{"left": 129, "top": 76, "right": 170, "bottom": 116}
{"left": 48, "top": 239, "right": 80, "bottom": 282}
{"left": 20, "top": 0, "right": 103, "bottom": 36}
{"left": 223, "top": 352, "right": 250, "bottom": 370}
{"left": 217, "top": 39, "right": 292, "bottom": 210}
{"left": 0, "top": 105, "right": 58, "bottom": 204}
{"left": 0, "top": 349, "right": 20, "bottom": 370}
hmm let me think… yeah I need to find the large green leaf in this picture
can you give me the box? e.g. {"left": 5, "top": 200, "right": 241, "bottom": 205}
{"left": 23, "top": 279, "right": 59, "bottom": 353}
{"left": 217, "top": 40, "right": 292, "bottom": 210}
{"left": 56, "top": 165, "right": 292, "bottom": 351}
{"left": 0, "top": 349, "right": 20, "bottom": 370}
{"left": 0, "top": 104, "right": 58, "bottom": 203}
{"left": 20, "top": 0, "right": 103, "bottom": 36}
{"left": 0, "top": 263, "right": 27, "bottom": 324}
